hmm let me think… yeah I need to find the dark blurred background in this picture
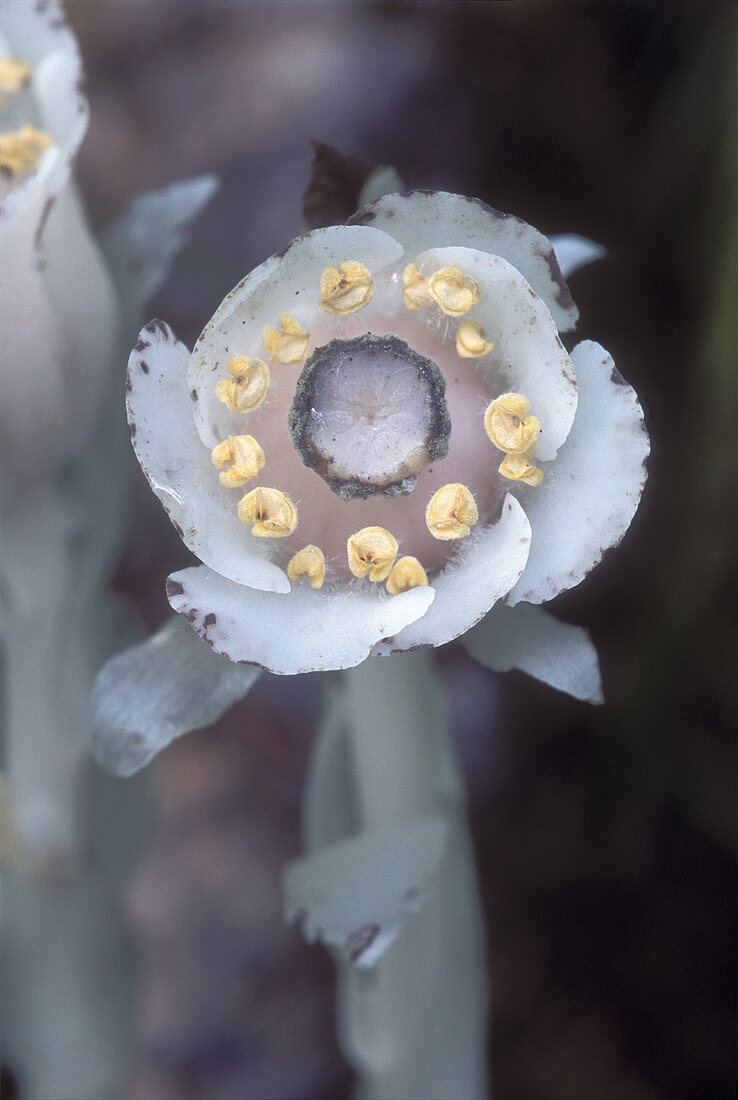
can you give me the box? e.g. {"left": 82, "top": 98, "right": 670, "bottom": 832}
{"left": 65, "top": 2, "right": 735, "bottom": 1098}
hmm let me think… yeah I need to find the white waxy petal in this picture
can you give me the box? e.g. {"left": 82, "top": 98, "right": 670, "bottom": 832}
{"left": 32, "top": 183, "right": 119, "bottom": 458}
{"left": 462, "top": 602, "right": 604, "bottom": 704}
{"left": 415, "top": 246, "right": 577, "bottom": 460}
{"left": 189, "top": 224, "right": 404, "bottom": 448}
{"left": 0, "top": 0, "right": 87, "bottom": 213}
{"left": 91, "top": 617, "right": 260, "bottom": 777}
{"left": 349, "top": 190, "right": 579, "bottom": 332}
{"left": 373, "top": 495, "right": 531, "bottom": 654}
{"left": 507, "top": 340, "right": 649, "bottom": 606}
{"left": 549, "top": 234, "right": 606, "bottom": 281}
{"left": 126, "top": 320, "right": 290, "bottom": 593}
{"left": 166, "top": 564, "right": 435, "bottom": 674}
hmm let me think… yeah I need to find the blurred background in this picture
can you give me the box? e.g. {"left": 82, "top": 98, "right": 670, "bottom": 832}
{"left": 33, "top": 2, "right": 736, "bottom": 1097}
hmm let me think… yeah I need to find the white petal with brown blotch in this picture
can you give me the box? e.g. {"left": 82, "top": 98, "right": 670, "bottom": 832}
{"left": 507, "top": 340, "right": 649, "bottom": 605}
{"left": 126, "top": 320, "right": 291, "bottom": 593}
{"left": 349, "top": 190, "right": 579, "bottom": 332}
{"left": 166, "top": 564, "right": 435, "bottom": 674}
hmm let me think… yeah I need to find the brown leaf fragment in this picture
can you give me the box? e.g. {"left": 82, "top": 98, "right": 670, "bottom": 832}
{"left": 303, "top": 141, "right": 382, "bottom": 228}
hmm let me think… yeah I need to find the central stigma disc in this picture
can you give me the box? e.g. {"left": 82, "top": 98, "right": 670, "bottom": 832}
{"left": 287, "top": 333, "right": 451, "bottom": 500}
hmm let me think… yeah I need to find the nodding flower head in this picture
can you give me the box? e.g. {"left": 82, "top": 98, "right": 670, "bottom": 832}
{"left": 127, "top": 191, "right": 649, "bottom": 675}
{"left": 0, "top": 0, "right": 118, "bottom": 489}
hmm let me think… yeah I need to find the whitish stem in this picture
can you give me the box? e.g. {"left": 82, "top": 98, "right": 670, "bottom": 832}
{"left": 303, "top": 650, "right": 488, "bottom": 1100}
{"left": 1, "top": 472, "right": 135, "bottom": 1098}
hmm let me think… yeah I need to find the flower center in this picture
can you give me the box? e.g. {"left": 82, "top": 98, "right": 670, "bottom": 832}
{"left": 287, "top": 333, "right": 450, "bottom": 500}
{"left": 196, "top": 251, "right": 550, "bottom": 586}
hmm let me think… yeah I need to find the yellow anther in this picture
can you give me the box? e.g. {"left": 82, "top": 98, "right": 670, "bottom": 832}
{"left": 319, "top": 260, "right": 373, "bottom": 314}
{"left": 0, "top": 58, "right": 32, "bottom": 94}
{"left": 0, "top": 125, "right": 51, "bottom": 179}
{"left": 347, "top": 526, "right": 399, "bottom": 582}
{"left": 237, "top": 487, "right": 297, "bottom": 538}
{"left": 215, "top": 355, "right": 270, "bottom": 413}
{"left": 427, "top": 265, "right": 479, "bottom": 317}
{"left": 261, "top": 312, "right": 310, "bottom": 364}
{"left": 456, "top": 320, "right": 494, "bottom": 358}
{"left": 484, "top": 392, "right": 541, "bottom": 455}
{"left": 426, "top": 483, "right": 479, "bottom": 540}
{"left": 386, "top": 556, "right": 428, "bottom": 596}
{"left": 498, "top": 450, "right": 544, "bottom": 487}
{"left": 401, "top": 263, "right": 433, "bottom": 309}
{"left": 210, "top": 434, "right": 265, "bottom": 488}
{"left": 287, "top": 544, "right": 326, "bottom": 589}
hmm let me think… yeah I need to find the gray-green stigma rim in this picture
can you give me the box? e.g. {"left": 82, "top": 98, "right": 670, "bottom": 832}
{"left": 287, "top": 333, "right": 451, "bottom": 501}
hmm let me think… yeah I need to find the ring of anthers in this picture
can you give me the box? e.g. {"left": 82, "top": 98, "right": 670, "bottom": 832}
{"left": 0, "top": 55, "right": 53, "bottom": 180}
{"left": 209, "top": 258, "right": 545, "bottom": 592}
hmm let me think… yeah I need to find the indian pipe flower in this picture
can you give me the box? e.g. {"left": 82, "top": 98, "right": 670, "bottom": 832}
{"left": 125, "top": 191, "right": 649, "bottom": 682}
{"left": 0, "top": 0, "right": 118, "bottom": 489}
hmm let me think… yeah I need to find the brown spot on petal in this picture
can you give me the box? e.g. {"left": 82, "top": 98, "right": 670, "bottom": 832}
{"left": 463, "top": 194, "right": 509, "bottom": 221}
{"left": 34, "top": 197, "right": 55, "bottom": 248}
{"left": 166, "top": 579, "right": 185, "bottom": 598}
{"left": 200, "top": 611, "right": 218, "bottom": 644}
{"left": 272, "top": 239, "right": 295, "bottom": 262}
{"left": 610, "top": 366, "right": 628, "bottom": 385}
{"left": 144, "top": 319, "right": 171, "bottom": 340}
{"left": 134, "top": 337, "right": 151, "bottom": 352}
{"left": 536, "top": 245, "right": 575, "bottom": 310}
{"left": 139, "top": 360, "right": 150, "bottom": 374}
{"left": 345, "top": 923, "right": 379, "bottom": 964}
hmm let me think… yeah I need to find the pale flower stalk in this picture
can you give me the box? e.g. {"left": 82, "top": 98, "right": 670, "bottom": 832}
{"left": 0, "top": 2, "right": 126, "bottom": 1091}
{"left": 93, "top": 174, "right": 647, "bottom": 1096}
{"left": 286, "top": 650, "right": 487, "bottom": 1099}
{"left": 0, "top": 2, "right": 217, "bottom": 1096}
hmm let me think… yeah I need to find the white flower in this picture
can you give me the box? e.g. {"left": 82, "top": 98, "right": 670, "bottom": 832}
{"left": 0, "top": 0, "right": 118, "bottom": 489}
{"left": 124, "top": 190, "right": 648, "bottom": 691}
